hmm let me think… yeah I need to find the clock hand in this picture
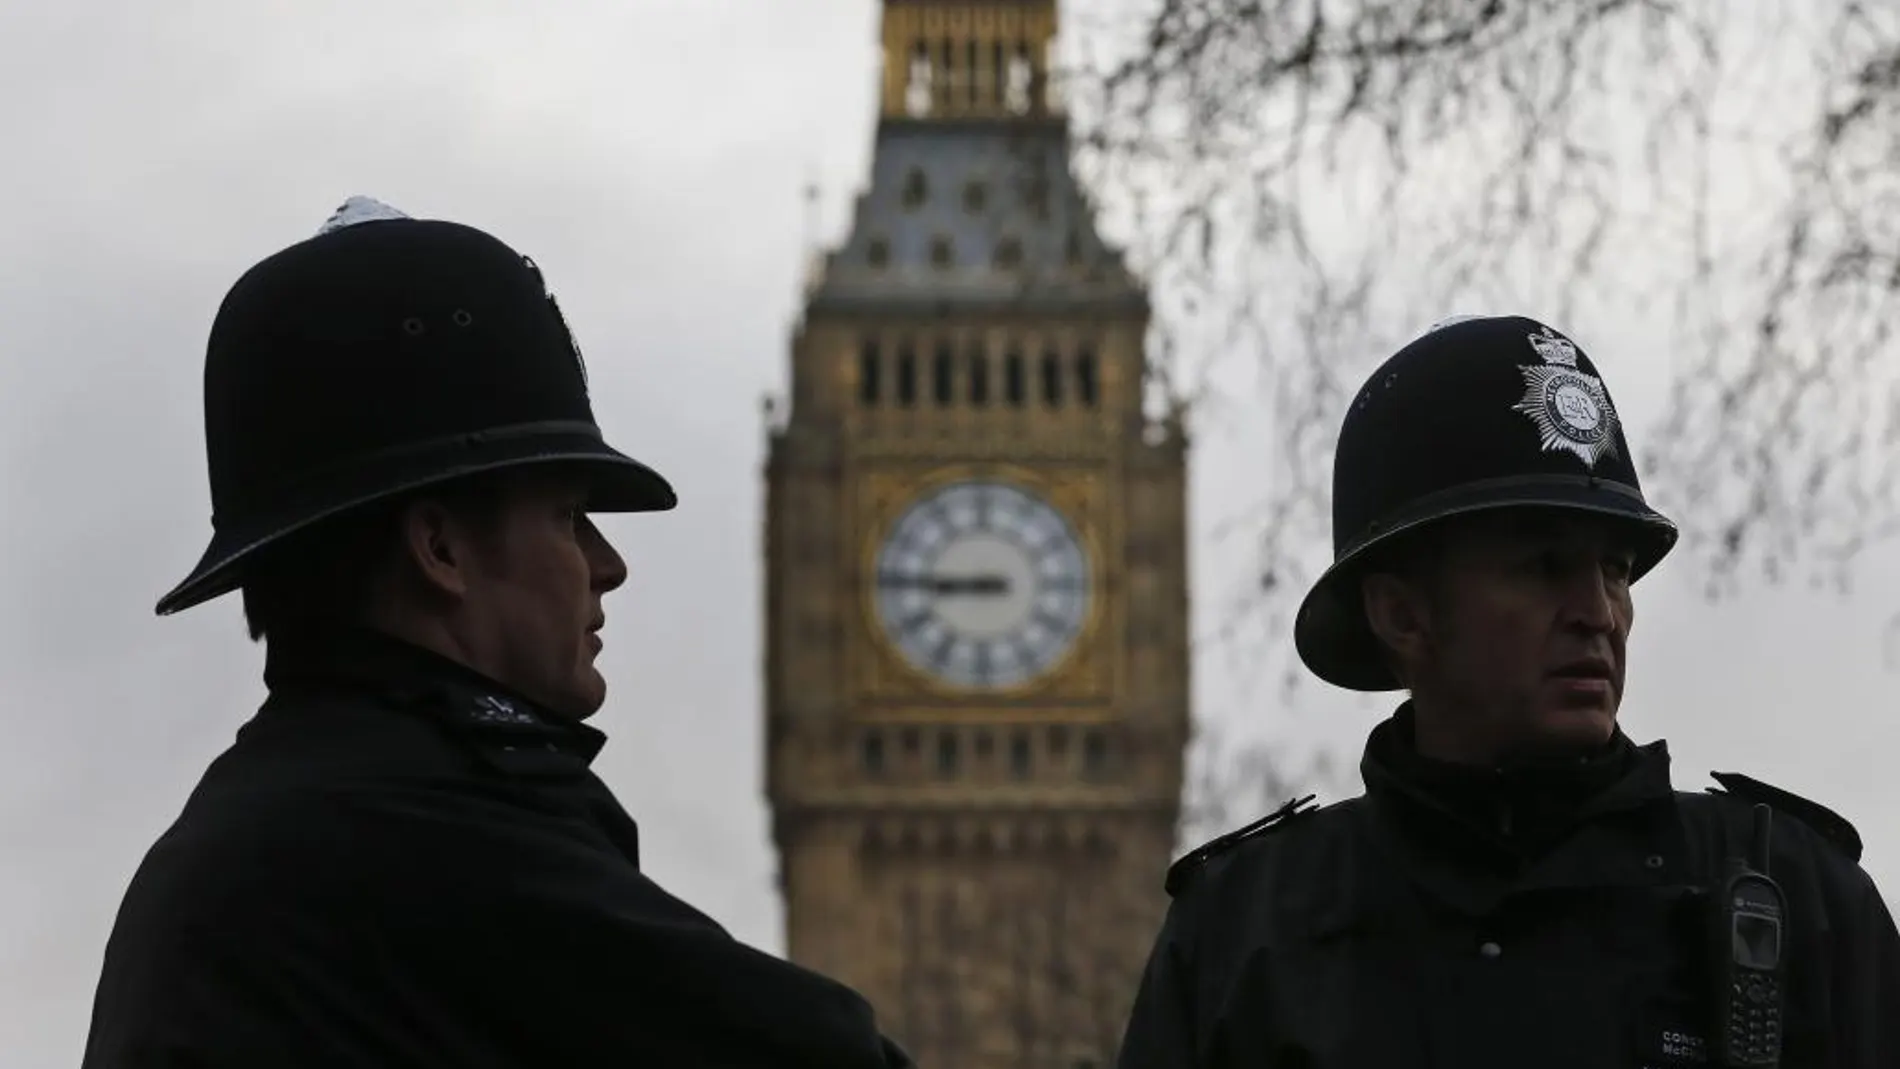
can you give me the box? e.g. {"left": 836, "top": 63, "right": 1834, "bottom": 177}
{"left": 931, "top": 575, "right": 1010, "bottom": 595}
{"left": 874, "top": 572, "right": 1012, "bottom": 595}
{"left": 870, "top": 573, "right": 1010, "bottom": 600}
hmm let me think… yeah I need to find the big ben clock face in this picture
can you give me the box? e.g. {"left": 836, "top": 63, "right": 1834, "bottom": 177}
{"left": 873, "top": 480, "right": 1092, "bottom": 689}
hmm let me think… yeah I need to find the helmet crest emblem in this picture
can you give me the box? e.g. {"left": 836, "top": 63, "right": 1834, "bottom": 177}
{"left": 1512, "top": 326, "right": 1619, "bottom": 468}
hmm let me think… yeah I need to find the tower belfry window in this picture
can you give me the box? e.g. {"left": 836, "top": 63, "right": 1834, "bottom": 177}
{"left": 992, "top": 41, "right": 1008, "bottom": 106}
{"left": 906, "top": 43, "right": 932, "bottom": 117}
{"left": 936, "top": 730, "right": 960, "bottom": 776}
{"left": 1043, "top": 38, "right": 1061, "bottom": 113}
{"left": 1006, "top": 44, "right": 1033, "bottom": 114}
{"left": 1041, "top": 350, "right": 1063, "bottom": 406}
{"left": 1004, "top": 350, "right": 1025, "bottom": 407}
{"left": 967, "top": 345, "right": 990, "bottom": 406}
{"left": 859, "top": 340, "right": 881, "bottom": 406}
{"left": 939, "top": 38, "right": 955, "bottom": 109}
{"left": 896, "top": 343, "right": 917, "bottom": 407}
{"left": 932, "top": 343, "right": 954, "bottom": 405}
{"left": 965, "top": 39, "right": 980, "bottom": 106}
{"left": 1076, "top": 344, "right": 1099, "bottom": 407}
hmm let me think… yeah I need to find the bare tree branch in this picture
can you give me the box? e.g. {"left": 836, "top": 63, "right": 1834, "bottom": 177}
{"left": 1060, "top": 0, "right": 1900, "bottom": 671}
{"left": 1177, "top": 714, "right": 1339, "bottom": 845}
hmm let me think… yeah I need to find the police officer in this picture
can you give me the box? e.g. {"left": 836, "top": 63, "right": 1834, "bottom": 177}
{"left": 1115, "top": 315, "right": 1900, "bottom": 1068}
{"left": 82, "top": 198, "right": 913, "bottom": 1068}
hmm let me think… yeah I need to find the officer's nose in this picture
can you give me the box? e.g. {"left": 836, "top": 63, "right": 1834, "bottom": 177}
{"left": 1560, "top": 563, "right": 1617, "bottom": 634}
{"left": 581, "top": 518, "right": 628, "bottom": 595}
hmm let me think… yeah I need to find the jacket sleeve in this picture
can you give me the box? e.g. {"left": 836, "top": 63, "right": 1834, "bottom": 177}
{"left": 1829, "top": 866, "right": 1900, "bottom": 1068}
{"left": 83, "top": 783, "right": 913, "bottom": 1069}
{"left": 1116, "top": 896, "right": 1203, "bottom": 1069}
{"left": 469, "top": 871, "right": 916, "bottom": 1069}
{"left": 380, "top": 788, "right": 914, "bottom": 1069}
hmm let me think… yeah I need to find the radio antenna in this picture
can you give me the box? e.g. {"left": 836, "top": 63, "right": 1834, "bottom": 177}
{"left": 1751, "top": 803, "right": 1773, "bottom": 875}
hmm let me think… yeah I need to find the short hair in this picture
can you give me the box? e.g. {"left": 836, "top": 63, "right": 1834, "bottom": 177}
{"left": 1356, "top": 521, "right": 1449, "bottom": 588}
{"left": 239, "top": 476, "right": 504, "bottom": 644}
{"left": 1355, "top": 521, "right": 1455, "bottom": 689}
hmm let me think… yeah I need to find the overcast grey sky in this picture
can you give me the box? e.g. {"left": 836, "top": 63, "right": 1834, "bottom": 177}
{"left": 4, "top": 2, "right": 1896, "bottom": 1065}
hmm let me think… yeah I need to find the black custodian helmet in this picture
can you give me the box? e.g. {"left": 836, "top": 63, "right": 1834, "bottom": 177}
{"left": 155, "top": 197, "right": 677, "bottom": 616}
{"left": 1293, "top": 314, "right": 1677, "bottom": 691}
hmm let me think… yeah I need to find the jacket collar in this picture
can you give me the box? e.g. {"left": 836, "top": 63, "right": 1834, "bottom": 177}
{"left": 262, "top": 627, "right": 607, "bottom": 766}
{"left": 1361, "top": 702, "right": 1674, "bottom": 859}
{"left": 1353, "top": 703, "right": 1685, "bottom": 916}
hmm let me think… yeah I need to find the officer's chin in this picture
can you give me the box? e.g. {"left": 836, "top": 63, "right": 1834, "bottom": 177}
{"left": 536, "top": 668, "right": 607, "bottom": 722}
{"left": 1533, "top": 680, "right": 1620, "bottom": 744}
{"left": 567, "top": 674, "right": 608, "bottom": 721}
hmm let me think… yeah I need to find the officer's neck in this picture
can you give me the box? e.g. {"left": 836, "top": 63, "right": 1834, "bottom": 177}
{"left": 1373, "top": 703, "right": 1636, "bottom": 859}
{"left": 1408, "top": 695, "right": 1606, "bottom": 770}
{"left": 363, "top": 598, "right": 493, "bottom": 686}
{"left": 264, "top": 623, "right": 515, "bottom": 702}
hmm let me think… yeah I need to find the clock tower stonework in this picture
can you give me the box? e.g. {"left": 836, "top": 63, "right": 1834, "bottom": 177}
{"left": 763, "top": 2, "right": 1189, "bottom": 1065}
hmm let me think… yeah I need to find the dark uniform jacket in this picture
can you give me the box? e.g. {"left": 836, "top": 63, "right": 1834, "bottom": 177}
{"left": 82, "top": 631, "right": 913, "bottom": 1068}
{"left": 1117, "top": 706, "right": 1900, "bottom": 1069}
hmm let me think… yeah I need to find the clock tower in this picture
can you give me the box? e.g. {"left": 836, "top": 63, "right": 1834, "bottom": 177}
{"left": 763, "top": 1, "right": 1189, "bottom": 1065}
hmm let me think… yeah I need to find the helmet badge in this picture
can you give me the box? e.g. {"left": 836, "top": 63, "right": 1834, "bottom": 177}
{"left": 1513, "top": 325, "right": 1619, "bottom": 468}
{"left": 520, "top": 255, "right": 589, "bottom": 390}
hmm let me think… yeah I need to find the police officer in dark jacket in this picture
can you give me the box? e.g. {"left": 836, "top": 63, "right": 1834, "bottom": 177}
{"left": 1116, "top": 315, "right": 1900, "bottom": 1068}
{"left": 82, "top": 198, "right": 913, "bottom": 1068}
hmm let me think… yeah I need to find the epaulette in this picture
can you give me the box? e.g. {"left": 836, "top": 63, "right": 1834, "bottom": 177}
{"left": 1707, "top": 771, "right": 1862, "bottom": 863}
{"left": 1164, "top": 794, "right": 1319, "bottom": 898}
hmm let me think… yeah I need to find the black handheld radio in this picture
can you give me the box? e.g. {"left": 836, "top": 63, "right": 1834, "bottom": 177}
{"left": 1711, "top": 803, "right": 1787, "bottom": 1068}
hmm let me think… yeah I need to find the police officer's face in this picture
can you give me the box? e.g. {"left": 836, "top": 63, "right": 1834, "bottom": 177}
{"left": 1369, "top": 509, "right": 1637, "bottom": 761}
{"left": 427, "top": 470, "right": 629, "bottom": 719}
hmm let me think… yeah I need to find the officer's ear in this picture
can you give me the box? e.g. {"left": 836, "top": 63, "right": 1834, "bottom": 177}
{"left": 393, "top": 483, "right": 506, "bottom": 601}
{"left": 1362, "top": 569, "right": 1433, "bottom": 673}
{"left": 395, "top": 498, "right": 476, "bottom": 599}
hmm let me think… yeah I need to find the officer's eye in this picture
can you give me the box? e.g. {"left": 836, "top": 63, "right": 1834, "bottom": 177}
{"left": 1518, "top": 547, "right": 1599, "bottom": 583}
{"left": 1603, "top": 553, "right": 1636, "bottom": 583}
